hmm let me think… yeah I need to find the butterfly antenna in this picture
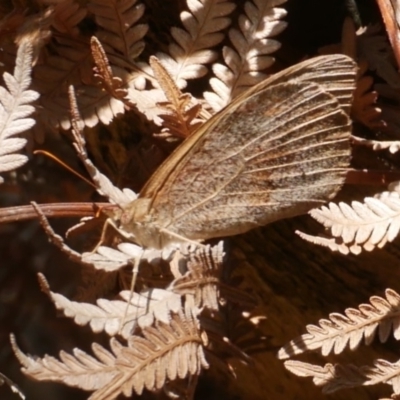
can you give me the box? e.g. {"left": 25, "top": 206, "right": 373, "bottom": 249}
{"left": 34, "top": 150, "right": 96, "bottom": 189}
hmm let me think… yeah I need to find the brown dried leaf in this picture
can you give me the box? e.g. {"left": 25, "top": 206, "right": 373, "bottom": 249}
{"left": 150, "top": 56, "right": 202, "bottom": 138}
{"left": 91, "top": 36, "right": 128, "bottom": 99}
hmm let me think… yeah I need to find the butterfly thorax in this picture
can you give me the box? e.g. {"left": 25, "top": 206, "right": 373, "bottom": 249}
{"left": 118, "top": 197, "right": 177, "bottom": 249}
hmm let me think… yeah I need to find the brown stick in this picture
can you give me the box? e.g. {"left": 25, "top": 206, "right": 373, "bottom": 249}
{"left": 0, "top": 202, "right": 114, "bottom": 224}
{"left": 375, "top": 0, "right": 400, "bottom": 70}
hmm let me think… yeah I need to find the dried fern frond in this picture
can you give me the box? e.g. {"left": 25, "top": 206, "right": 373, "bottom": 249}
{"left": 40, "top": 272, "right": 182, "bottom": 339}
{"left": 51, "top": 0, "right": 87, "bottom": 36}
{"left": 88, "top": 0, "right": 148, "bottom": 64}
{"left": 0, "top": 42, "right": 39, "bottom": 183}
{"left": 204, "top": 0, "right": 287, "bottom": 111}
{"left": 284, "top": 358, "right": 400, "bottom": 395}
{"left": 0, "top": 371, "right": 25, "bottom": 399}
{"left": 36, "top": 36, "right": 124, "bottom": 129}
{"left": 69, "top": 85, "right": 135, "bottom": 205}
{"left": 169, "top": 242, "right": 224, "bottom": 310}
{"left": 283, "top": 360, "right": 366, "bottom": 394}
{"left": 91, "top": 37, "right": 128, "bottom": 100}
{"left": 279, "top": 288, "right": 400, "bottom": 359}
{"left": 81, "top": 242, "right": 176, "bottom": 271}
{"left": 12, "top": 308, "right": 208, "bottom": 400}
{"left": 297, "top": 190, "right": 400, "bottom": 255}
{"left": 150, "top": 56, "right": 202, "bottom": 139}
{"left": 362, "top": 358, "right": 400, "bottom": 394}
{"left": 158, "top": 0, "right": 236, "bottom": 88}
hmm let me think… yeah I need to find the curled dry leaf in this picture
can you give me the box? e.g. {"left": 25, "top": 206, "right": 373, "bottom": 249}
{"left": 279, "top": 289, "right": 400, "bottom": 359}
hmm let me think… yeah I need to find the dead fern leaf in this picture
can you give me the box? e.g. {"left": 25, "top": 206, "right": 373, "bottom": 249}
{"left": 40, "top": 270, "right": 183, "bottom": 339}
{"left": 284, "top": 360, "right": 367, "bottom": 394}
{"left": 91, "top": 36, "right": 127, "bottom": 100}
{"left": 68, "top": 85, "right": 135, "bottom": 205}
{"left": 279, "top": 289, "right": 400, "bottom": 359}
{"left": 51, "top": 0, "right": 87, "bottom": 36}
{"left": 0, "top": 42, "right": 39, "bottom": 183}
{"left": 88, "top": 0, "right": 148, "bottom": 63}
{"left": 363, "top": 359, "right": 400, "bottom": 393}
{"left": 0, "top": 371, "right": 25, "bottom": 399}
{"left": 169, "top": 242, "right": 223, "bottom": 310}
{"left": 157, "top": 0, "right": 236, "bottom": 88}
{"left": 36, "top": 36, "right": 125, "bottom": 130}
{"left": 150, "top": 56, "right": 202, "bottom": 139}
{"left": 15, "top": 8, "right": 53, "bottom": 64}
{"left": 204, "top": 0, "right": 287, "bottom": 111}
{"left": 297, "top": 191, "right": 400, "bottom": 255}
{"left": 284, "top": 358, "right": 400, "bottom": 395}
{"left": 12, "top": 308, "right": 208, "bottom": 399}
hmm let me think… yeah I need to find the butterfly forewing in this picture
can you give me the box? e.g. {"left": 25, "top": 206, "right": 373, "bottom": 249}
{"left": 146, "top": 81, "right": 351, "bottom": 241}
{"left": 123, "top": 55, "right": 357, "bottom": 248}
{"left": 138, "top": 55, "right": 357, "bottom": 199}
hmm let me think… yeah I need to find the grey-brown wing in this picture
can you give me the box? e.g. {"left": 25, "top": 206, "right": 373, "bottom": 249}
{"left": 139, "top": 54, "right": 357, "bottom": 200}
{"left": 152, "top": 81, "right": 352, "bottom": 241}
{"left": 242, "top": 54, "right": 357, "bottom": 114}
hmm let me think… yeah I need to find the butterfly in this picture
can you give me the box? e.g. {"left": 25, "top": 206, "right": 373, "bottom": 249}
{"left": 111, "top": 54, "right": 357, "bottom": 250}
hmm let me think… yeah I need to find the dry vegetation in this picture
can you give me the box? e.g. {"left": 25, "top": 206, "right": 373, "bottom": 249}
{"left": 2, "top": 0, "right": 400, "bottom": 399}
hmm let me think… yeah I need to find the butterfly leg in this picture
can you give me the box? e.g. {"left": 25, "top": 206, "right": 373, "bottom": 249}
{"left": 159, "top": 228, "right": 205, "bottom": 248}
{"left": 119, "top": 253, "right": 143, "bottom": 334}
{"left": 90, "top": 217, "right": 136, "bottom": 254}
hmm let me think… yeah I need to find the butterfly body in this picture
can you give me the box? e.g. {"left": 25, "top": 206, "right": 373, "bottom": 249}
{"left": 118, "top": 55, "right": 357, "bottom": 249}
